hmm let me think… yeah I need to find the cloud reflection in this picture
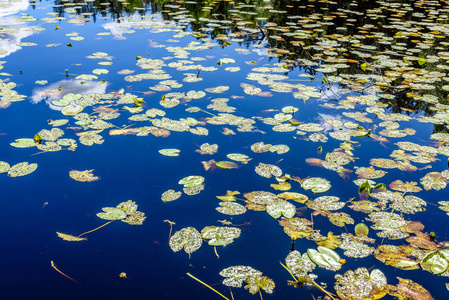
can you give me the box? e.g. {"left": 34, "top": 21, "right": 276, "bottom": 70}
{"left": 0, "top": 0, "right": 35, "bottom": 58}
{"left": 31, "top": 79, "right": 108, "bottom": 111}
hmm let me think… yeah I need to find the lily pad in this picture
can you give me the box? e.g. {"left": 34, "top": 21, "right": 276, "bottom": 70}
{"left": 10, "top": 138, "right": 36, "bottom": 148}
{"left": 307, "top": 246, "right": 342, "bottom": 271}
{"left": 161, "top": 189, "right": 182, "bottom": 202}
{"left": 159, "top": 148, "right": 180, "bottom": 157}
{"left": 216, "top": 202, "right": 247, "bottom": 215}
{"left": 178, "top": 175, "right": 204, "bottom": 188}
{"left": 0, "top": 161, "right": 10, "bottom": 173}
{"left": 301, "top": 177, "right": 331, "bottom": 193}
{"left": 169, "top": 227, "right": 202, "bottom": 254}
{"left": 220, "top": 266, "right": 262, "bottom": 288}
{"left": 266, "top": 198, "right": 296, "bottom": 219}
{"left": 96, "top": 207, "right": 127, "bottom": 220}
{"left": 420, "top": 250, "right": 449, "bottom": 275}
{"left": 7, "top": 162, "right": 37, "bottom": 177}
{"left": 201, "top": 226, "right": 241, "bottom": 246}
{"left": 69, "top": 169, "right": 99, "bottom": 182}
{"left": 216, "top": 161, "right": 239, "bottom": 169}
{"left": 61, "top": 105, "right": 84, "bottom": 116}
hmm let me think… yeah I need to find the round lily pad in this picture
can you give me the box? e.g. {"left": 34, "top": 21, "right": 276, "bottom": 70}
{"left": 178, "top": 175, "right": 204, "bottom": 188}
{"left": 96, "top": 207, "right": 127, "bottom": 220}
{"left": 421, "top": 250, "right": 449, "bottom": 275}
{"left": 61, "top": 105, "right": 84, "bottom": 116}
{"left": 302, "top": 177, "right": 331, "bottom": 193}
{"left": 0, "top": 161, "right": 10, "bottom": 173}
{"left": 169, "top": 227, "right": 202, "bottom": 254}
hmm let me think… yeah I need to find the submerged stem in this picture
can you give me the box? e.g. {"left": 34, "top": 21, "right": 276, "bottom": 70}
{"left": 214, "top": 246, "right": 219, "bottom": 258}
{"left": 51, "top": 260, "right": 80, "bottom": 284}
{"left": 77, "top": 221, "right": 113, "bottom": 238}
{"left": 186, "top": 272, "right": 229, "bottom": 300}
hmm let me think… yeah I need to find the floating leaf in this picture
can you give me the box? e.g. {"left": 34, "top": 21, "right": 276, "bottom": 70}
{"left": 335, "top": 268, "right": 387, "bottom": 300}
{"left": 387, "top": 277, "right": 433, "bottom": 300}
{"left": 162, "top": 190, "right": 182, "bottom": 202}
{"left": 61, "top": 105, "right": 84, "bottom": 116}
{"left": 96, "top": 207, "right": 126, "bottom": 220}
{"left": 244, "top": 274, "right": 275, "bottom": 295}
{"left": 0, "top": 161, "right": 10, "bottom": 173}
{"left": 169, "top": 227, "right": 202, "bottom": 255}
{"left": 306, "top": 196, "right": 345, "bottom": 211}
{"left": 216, "top": 161, "right": 239, "bottom": 169}
{"left": 8, "top": 162, "right": 37, "bottom": 177}
{"left": 301, "top": 177, "right": 331, "bottom": 193}
{"left": 201, "top": 226, "right": 241, "bottom": 246}
{"left": 220, "top": 266, "right": 262, "bottom": 288}
{"left": 56, "top": 232, "right": 87, "bottom": 242}
{"left": 277, "top": 192, "right": 308, "bottom": 203}
{"left": 216, "top": 191, "right": 240, "bottom": 202}
{"left": 307, "top": 246, "right": 342, "bottom": 271}
{"left": 316, "top": 232, "right": 342, "bottom": 249}
{"left": 178, "top": 175, "right": 204, "bottom": 188}
{"left": 10, "top": 138, "right": 36, "bottom": 148}
{"left": 69, "top": 169, "right": 99, "bottom": 182}
{"left": 420, "top": 250, "right": 449, "bottom": 275}
{"left": 354, "top": 223, "right": 369, "bottom": 237}
{"left": 159, "top": 149, "right": 180, "bottom": 157}
{"left": 255, "top": 163, "right": 282, "bottom": 178}
{"left": 374, "top": 245, "right": 420, "bottom": 270}
{"left": 216, "top": 202, "right": 247, "bottom": 215}
{"left": 266, "top": 198, "right": 296, "bottom": 219}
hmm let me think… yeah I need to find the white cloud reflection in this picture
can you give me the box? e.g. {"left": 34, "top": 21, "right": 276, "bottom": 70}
{"left": 31, "top": 79, "right": 108, "bottom": 111}
{"left": 0, "top": 0, "right": 35, "bottom": 58}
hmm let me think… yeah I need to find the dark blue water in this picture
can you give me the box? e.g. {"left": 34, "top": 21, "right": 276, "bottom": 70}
{"left": 1, "top": 1, "right": 449, "bottom": 299}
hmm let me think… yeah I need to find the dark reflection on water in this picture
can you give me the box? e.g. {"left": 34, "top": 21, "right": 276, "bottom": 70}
{"left": 37, "top": 0, "right": 449, "bottom": 131}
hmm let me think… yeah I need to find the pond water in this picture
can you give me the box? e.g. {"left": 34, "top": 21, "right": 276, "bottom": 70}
{"left": 1, "top": 0, "right": 449, "bottom": 299}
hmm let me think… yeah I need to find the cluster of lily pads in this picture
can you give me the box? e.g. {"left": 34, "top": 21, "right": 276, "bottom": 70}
{"left": 57, "top": 200, "right": 146, "bottom": 242}
{"left": 3, "top": 0, "right": 449, "bottom": 298}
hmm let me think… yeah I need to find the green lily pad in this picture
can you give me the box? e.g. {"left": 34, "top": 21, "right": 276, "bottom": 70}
{"left": 169, "top": 227, "right": 202, "bottom": 254}
{"left": 216, "top": 161, "right": 239, "bottom": 169}
{"left": 96, "top": 207, "right": 127, "bottom": 220}
{"left": 227, "top": 153, "right": 251, "bottom": 163}
{"left": 301, "top": 177, "right": 331, "bottom": 193}
{"left": 0, "top": 161, "right": 10, "bottom": 173}
{"left": 116, "top": 200, "right": 138, "bottom": 215}
{"left": 220, "top": 266, "right": 262, "bottom": 288}
{"left": 10, "top": 138, "right": 36, "bottom": 148}
{"left": 178, "top": 175, "right": 204, "bottom": 188}
{"left": 7, "top": 162, "right": 37, "bottom": 177}
{"left": 266, "top": 198, "right": 296, "bottom": 219}
{"left": 61, "top": 105, "right": 84, "bottom": 116}
{"left": 335, "top": 268, "right": 387, "bottom": 300}
{"left": 307, "top": 246, "right": 342, "bottom": 271}
{"left": 201, "top": 226, "right": 241, "bottom": 246}
{"left": 161, "top": 189, "right": 182, "bottom": 202}
{"left": 421, "top": 250, "right": 449, "bottom": 275}
{"left": 159, "top": 148, "right": 180, "bottom": 157}
{"left": 52, "top": 99, "right": 70, "bottom": 107}
{"left": 216, "top": 202, "right": 247, "bottom": 215}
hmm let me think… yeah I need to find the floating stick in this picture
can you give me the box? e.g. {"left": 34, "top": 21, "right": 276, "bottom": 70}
{"left": 77, "top": 221, "right": 114, "bottom": 238}
{"left": 51, "top": 261, "right": 80, "bottom": 284}
{"left": 186, "top": 272, "right": 229, "bottom": 300}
